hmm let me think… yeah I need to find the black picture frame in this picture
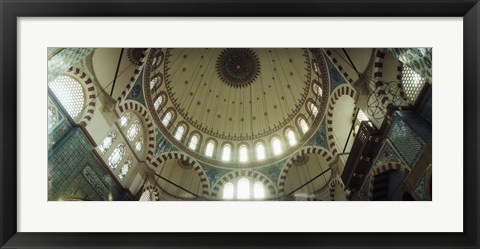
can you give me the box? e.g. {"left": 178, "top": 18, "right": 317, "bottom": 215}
{"left": 1, "top": 0, "right": 479, "bottom": 248}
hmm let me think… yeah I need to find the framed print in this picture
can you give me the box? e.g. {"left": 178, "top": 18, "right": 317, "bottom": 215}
{"left": 1, "top": 0, "right": 479, "bottom": 248}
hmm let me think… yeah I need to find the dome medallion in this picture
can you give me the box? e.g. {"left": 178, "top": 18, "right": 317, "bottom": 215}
{"left": 216, "top": 48, "right": 260, "bottom": 88}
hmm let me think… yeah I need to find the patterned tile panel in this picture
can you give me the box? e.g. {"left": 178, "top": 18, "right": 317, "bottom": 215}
{"left": 417, "top": 87, "right": 432, "bottom": 124}
{"left": 324, "top": 53, "right": 347, "bottom": 92}
{"left": 306, "top": 118, "right": 328, "bottom": 149}
{"left": 256, "top": 160, "right": 287, "bottom": 186}
{"left": 354, "top": 175, "right": 371, "bottom": 201}
{"left": 199, "top": 163, "right": 234, "bottom": 188}
{"left": 386, "top": 112, "right": 430, "bottom": 168}
{"left": 48, "top": 128, "right": 132, "bottom": 201}
{"left": 126, "top": 70, "right": 146, "bottom": 106}
{"left": 155, "top": 129, "right": 178, "bottom": 156}
{"left": 396, "top": 111, "right": 431, "bottom": 142}
{"left": 373, "top": 141, "right": 403, "bottom": 169}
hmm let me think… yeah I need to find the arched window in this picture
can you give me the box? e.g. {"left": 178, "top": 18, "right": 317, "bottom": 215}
{"left": 222, "top": 177, "right": 269, "bottom": 200}
{"left": 189, "top": 134, "right": 200, "bottom": 151}
{"left": 253, "top": 181, "right": 265, "bottom": 199}
{"left": 99, "top": 131, "right": 117, "bottom": 154}
{"left": 286, "top": 129, "right": 297, "bottom": 146}
{"left": 313, "top": 62, "right": 320, "bottom": 75}
{"left": 119, "top": 113, "right": 131, "bottom": 128}
{"left": 237, "top": 177, "right": 250, "bottom": 199}
{"left": 118, "top": 157, "right": 132, "bottom": 180}
{"left": 150, "top": 78, "right": 158, "bottom": 90}
{"left": 239, "top": 145, "right": 248, "bottom": 163}
{"left": 313, "top": 83, "right": 323, "bottom": 97}
{"left": 271, "top": 137, "right": 282, "bottom": 156}
{"left": 174, "top": 125, "right": 185, "bottom": 141}
{"left": 299, "top": 118, "right": 309, "bottom": 134}
{"left": 205, "top": 140, "right": 215, "bottom": 157}
{"left": 222, "top": 144, "right": 232, "bottom": 162}
{"left": 309, "top": 103, "right": 319, "bottom": 117}
{"left": 135, "top": 137, "right": 144, "bottom": 152}
{"left": 47, "top": 106, "right": 58, "bottom": 130}
{"left": 139, "top": 190, "right": 152, "bottom": 201}
{"left": 49, "top": 75, "right": 85, "bottom": 119}
{"left": 256, "top": 142, "right": 266, "bottom": 160}
{"left": 153, "top": 95, "right": 163, "bottom": 110}
{"left": 162, "top": 111, "right": 172, "bottom": 127}
{"left": 127, "top": 120, "right": 140, "bottom": 141}
{"left": 108, "top": 144, "right": 125, "bottom": 169}
{"left": 222, "top": 182, "right": 234, "bottom": 200}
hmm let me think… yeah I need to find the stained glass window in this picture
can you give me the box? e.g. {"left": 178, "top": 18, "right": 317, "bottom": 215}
{"left": 118, "top": 157, "right": 132, "bottom": 180}
{"left": 127, "top": 120, "right": 140, "bottom": 141}
{"left": 135, "top": 137, "right": 144, "bottom": 152}
{"left": 99, "top": 131, "right": 117, "bottom": 154}
{"left": 108, "top": 144, "right": 125, "bottom": 169}
{"left": 119, "top": 113, "right": 131, "bottom": 128}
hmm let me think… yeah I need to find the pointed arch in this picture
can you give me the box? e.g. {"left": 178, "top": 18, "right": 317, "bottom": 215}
{"left": 325, "top": 84, "right": 358, "bottom": 156}
{"left": 188, "top": 131, "right": 202, "bottom": 152}
{"left": 368, "top": 162, "right": 411, "bottom": 200}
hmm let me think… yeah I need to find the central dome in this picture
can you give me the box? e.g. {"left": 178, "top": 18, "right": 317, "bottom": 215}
{"left": 216, "top": 48, "right": 260, "bottom": 88}
{"left": 145, "top": 48, "right": 330, "bottom": 167}
{"left": 163, "top": 48, "right": 312, "bottom": 141}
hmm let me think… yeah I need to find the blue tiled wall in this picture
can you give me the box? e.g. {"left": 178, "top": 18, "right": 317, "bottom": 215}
{"left": 416, "top": 86, "right": 432, "bottom": 124}
{"left": 48, "top": 97, "right": 132, "bottom": 201}
{"left": 385, "top": 111, "right": 431, "bottom": 168}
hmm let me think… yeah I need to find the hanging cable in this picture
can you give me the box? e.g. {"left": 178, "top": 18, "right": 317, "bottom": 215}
{"left": 341, "top": 48, "right": 360, "bottom": 76}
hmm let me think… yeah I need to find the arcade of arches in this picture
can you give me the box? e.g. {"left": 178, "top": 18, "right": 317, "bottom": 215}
{"left": 47, "top": 48, "right": 432, "bottom": 201}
